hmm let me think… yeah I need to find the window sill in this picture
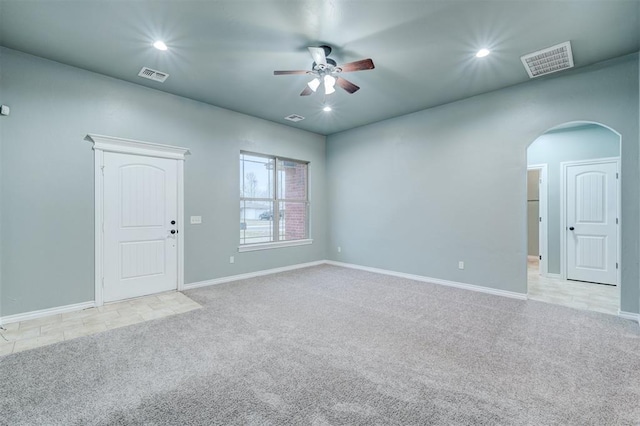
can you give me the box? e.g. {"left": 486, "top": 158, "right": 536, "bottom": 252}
{"left": 238, "top": 239, "right": 313, "bottom": 253}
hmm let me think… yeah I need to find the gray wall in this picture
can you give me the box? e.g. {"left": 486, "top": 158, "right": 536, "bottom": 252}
{"left": 0, "top": 47, "right": 327, "bottom": 316}
{"left": 327, "top": 54, "right": 639, "bottom": 314}
{"left": 527, "top": 125, "right": 620, "bottom": 274}
{"left": 1, "top": 46, "right": 639, "bottom": 317}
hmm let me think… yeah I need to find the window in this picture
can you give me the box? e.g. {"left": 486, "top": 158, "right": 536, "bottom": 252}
{"left": 239, "top": 152, "right": 310, "bottom": 250}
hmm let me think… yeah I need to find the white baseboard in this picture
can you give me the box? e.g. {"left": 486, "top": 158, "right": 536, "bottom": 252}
{"left": 325, "top": 260, "right": 528, "bottom": 300}
{"left": 0, "top": 261, "right": 327, "bottom": 326}
{"left": 0, "top": 301, "right": 96, "bottom": 326}
{"left": 184, "top": 260, "right": 326, "bottom": 290}
{"left": 546, "top": 273, "right": 562, "bottom": 279}
{"left": 5, "top": 261, "right": 633, "bottom": 326}
{"left": 618, "top": 310, "right": 640, "bottom": 323}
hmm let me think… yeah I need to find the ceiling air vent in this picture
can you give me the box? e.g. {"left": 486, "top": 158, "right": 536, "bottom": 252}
{"left": 284, "top": 114, "right": 305, "bottom": 122}
{"left": 520, "top": 41, "right": 574, "bottom": 79}
{"left": 138, "top": 67, "right": 169, "bottom": 83}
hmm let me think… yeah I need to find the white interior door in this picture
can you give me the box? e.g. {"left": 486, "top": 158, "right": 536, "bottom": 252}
{"left": 566, "top": 161, "right": 618, "bottom": 285}
{"left": 103, "top": 152, "right": 178, "bottom": 302}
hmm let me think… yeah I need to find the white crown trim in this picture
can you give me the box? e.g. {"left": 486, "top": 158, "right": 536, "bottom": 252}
{"left": 85, "top": 134, "right": 190, "bottom": 160}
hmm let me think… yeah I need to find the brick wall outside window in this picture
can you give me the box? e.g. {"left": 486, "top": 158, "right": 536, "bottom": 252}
{"left": 282, "top": 162, "right": 307, "bottom": 240}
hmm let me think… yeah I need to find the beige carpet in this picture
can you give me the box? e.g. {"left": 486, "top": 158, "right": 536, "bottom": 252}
{"left": 1, "top": 264, "right": 639, "bottom": 425}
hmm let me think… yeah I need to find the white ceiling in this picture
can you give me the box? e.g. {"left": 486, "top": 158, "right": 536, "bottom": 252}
{"left": 1, "top": 0, "right": 638, "bottom": 135}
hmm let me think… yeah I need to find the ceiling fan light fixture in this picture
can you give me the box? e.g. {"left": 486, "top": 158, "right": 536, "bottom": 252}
{"left": 274, "top": 45, "right": 374, "bottom": 97}
{"left": 324, "top": 75, "right": 336, "bottom": 95}
{"left": 307, "top": 78, "right": 321, "bottom": 92}
{"left": 323, "top": 105, "right": 332, "bottom": 112}
{"left": 476, "top": 48, "right": 490, "bottom": 58}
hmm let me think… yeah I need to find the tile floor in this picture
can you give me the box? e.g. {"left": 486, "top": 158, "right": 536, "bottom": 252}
{"left": 0, "top": 291, "right": 201, "bottom": 356}
{"left": 527, "top": 257, "right": 619, "bottom": 315}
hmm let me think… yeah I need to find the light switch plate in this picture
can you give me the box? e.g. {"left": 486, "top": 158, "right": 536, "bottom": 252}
{"left": 190, "top": 216, "right": 202, "bottom": 224}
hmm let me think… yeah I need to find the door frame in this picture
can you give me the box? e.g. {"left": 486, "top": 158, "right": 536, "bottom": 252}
{"left": 560, "top": 157, "right": 620, "bottom": 285}
{"left": 527, "top": 164, "right": 548, "bottom": 276}
{"left": 85, "top": 134, "right": 190, "bottom": 307}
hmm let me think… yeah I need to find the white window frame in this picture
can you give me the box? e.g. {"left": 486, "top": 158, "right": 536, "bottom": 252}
{"left": 238, "top": 151, "right": 312, "bottom": 252}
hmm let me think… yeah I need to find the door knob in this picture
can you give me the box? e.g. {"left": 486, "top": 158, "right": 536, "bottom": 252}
{"left": 569, "top": 227, "right": 575, "bottom": 231}
{"left": 170, "top": 229, "right": 177, "bottom": 234}
{"left": 171, "top": 220, "right": 176, "bottom": 225}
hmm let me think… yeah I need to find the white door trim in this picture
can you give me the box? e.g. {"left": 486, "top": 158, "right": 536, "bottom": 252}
{"left": 85, "top": 134, "right": 190, "bottom": 306}
{"left": 528, "top": 164, "right": 548, "bottom": 276}
{"left": 560, "top": 157, "right": 620, "bottom": 286}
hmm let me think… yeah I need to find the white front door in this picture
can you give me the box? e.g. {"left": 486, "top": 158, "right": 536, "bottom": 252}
{"left": 103, "top": 152, "right": 178, "bottom": 302}
{"left": 566, "top": 161, "right": 618, "bottom": 285}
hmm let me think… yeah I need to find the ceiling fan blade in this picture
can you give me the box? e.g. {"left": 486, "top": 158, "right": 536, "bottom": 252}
{"left": 300, "top": 86, "right": 314, "bottom": 96}
{"left": 308, "top": 47, "right": 327, "bottom": 66}
{"left": 336, "top": 77, "right": 360, "bottom": 94}
{"left": 274, "top": 70, "right": 310, "bottom": 75}
{"left": 339, "top": 58, "right": 375, "bottom": 73}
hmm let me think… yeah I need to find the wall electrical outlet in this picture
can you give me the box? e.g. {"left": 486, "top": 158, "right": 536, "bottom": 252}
{"left": 190, "top": 216, "right": 202, "bottom": 224}
{"left": 337, "top": 246, "right": 341, "bottom": 253}
{"left": 229, "top": 256, "right": 235, "bottom": 264}
{"left": 458, "top": 261, "right": 465, "bottom": 270}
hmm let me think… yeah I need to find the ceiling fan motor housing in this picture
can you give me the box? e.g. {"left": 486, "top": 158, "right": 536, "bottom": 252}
{"left": 313, "top": 58, "right": 338, "bottom": 73}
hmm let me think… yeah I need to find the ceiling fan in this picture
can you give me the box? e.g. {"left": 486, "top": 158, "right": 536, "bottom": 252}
{"left": 274, "top": 45, "right": 375, "bottom": 96}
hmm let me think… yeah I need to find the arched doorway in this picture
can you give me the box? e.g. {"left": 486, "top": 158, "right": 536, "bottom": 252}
{"left": 526, "top": 122, "right": 621, "bottom": 315}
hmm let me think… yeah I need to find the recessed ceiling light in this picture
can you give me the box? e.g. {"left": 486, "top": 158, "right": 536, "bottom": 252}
{"left": 323, "top": 106, "right": 332, "bottom": 112}
{"left": 476, "top": 48, "right": 490, "bottom": 58}
{"left": 153, "top": 40, "right": 168, "bottom": 51}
